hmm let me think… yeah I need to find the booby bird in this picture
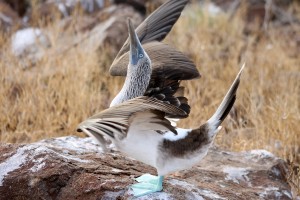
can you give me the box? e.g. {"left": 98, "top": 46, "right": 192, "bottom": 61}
{"left": 77, "top": 64, "right": 245, "bottom": 196}
{"left": 109, "top": 0, "right": 200, "bottom": 85}
{"left": 110, "top": 19, "right": 191, "bottom": 118}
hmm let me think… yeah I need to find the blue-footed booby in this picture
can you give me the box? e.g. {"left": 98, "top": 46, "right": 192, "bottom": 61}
{"left": 110, "top": 19, "right": 192, "bottom": 119}
{"left": 109, "top": 0, "right": 200, "bottom": 84}
{"left": 112, "top": 16, "right": 191, "bottom": 130}
{"left": 78, "top": 1, "right": 244, "bottom": 197}
{"left": 77, "top": 64, "right": 244, "bottom": 196}
{"left": 78, "top": 20, "right": 244, "bottom": 194}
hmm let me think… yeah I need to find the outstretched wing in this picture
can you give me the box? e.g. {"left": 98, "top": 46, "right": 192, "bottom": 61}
{"left": 77, "top": 96, "right": 187, "bottom": 147}
{"left": 113, "top": 0, "right": 189, "bottom": 62}
{"left": 110, "top": 42, "right": 200, "bottom": 79}
{"left": 109, "top": 0, "right": 200, "bottom": 81}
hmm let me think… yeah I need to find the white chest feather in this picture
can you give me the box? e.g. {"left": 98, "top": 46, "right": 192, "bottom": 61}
{"left": 116, "top": 130, "right": 163, "bottom": 167}
{"left": 114, "top": 127, "right": 213, "bottom": 176}
{"left": 156, "top": 145, "right": 211, "bottom": 175}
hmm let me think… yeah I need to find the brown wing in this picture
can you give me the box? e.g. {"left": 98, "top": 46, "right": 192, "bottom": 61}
{"left": 110, "top": 42, "right": 199, "bottom": 117}
{"left": 110, "top": 42, "right": 200, "bottom": 80}
{"left": 112, "top": 0, "right": 189, "bottom": 63}
{"left": 77, "top": 96, "right": 187, "bottom": 144}
{"left": 128, "top": 110, "right": 178, "bottom": 134}
{"left": 145, "top": 78, "right": 190, "bottom": 119}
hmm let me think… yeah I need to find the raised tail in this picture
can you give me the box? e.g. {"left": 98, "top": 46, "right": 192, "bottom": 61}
{"left": 207, "top": 64, "right": 245, "bottom": 134}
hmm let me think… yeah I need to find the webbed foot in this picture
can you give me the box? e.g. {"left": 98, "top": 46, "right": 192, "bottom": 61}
{"left": 131, "top": 174, "right": 164, "bottom": 197}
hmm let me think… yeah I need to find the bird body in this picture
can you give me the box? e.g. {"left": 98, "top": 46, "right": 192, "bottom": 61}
{"left": 110, "top": 18, "right": 192, "bottom": 117}
{"left": 114, "top": 64, "right": 243, "bottom": 176}
{"left": 78, "top": 65, "right": 245, "bottom": 176}
{"left": 116, "top": 128, "right": 211, "bottom": 175}
{"left": 78, "top": 0, "right": 245, "bottom": 197}
{"left": 78, "top": 20, "right": 244, "bottom": 193}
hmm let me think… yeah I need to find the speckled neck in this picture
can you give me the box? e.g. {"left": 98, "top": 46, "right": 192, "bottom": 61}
{"left": 110, "top": 57, "right": 151, "bottom": 107}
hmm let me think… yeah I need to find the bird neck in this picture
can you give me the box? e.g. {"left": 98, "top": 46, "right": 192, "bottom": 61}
{"left": 110, "top": 59, "right": 151, "bottom": 107}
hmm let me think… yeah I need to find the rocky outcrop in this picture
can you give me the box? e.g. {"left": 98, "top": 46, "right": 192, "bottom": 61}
{"left": 201, "top": 0, "right": 298, "bottom": 28}
{"left": 0, "top": 136, "right": 293, "bottom": 200}
{"left": 8, "top": 3, "right": 143, "bottom": 68}
{"left": 10, "top": 28, "right": 51, "bottom": 63}
{"left": 7, "top": 0, "right": 299, "bottom": 68}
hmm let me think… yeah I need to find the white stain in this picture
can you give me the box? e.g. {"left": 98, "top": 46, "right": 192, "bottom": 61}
{"left": 0, "top": 145, "right": 35, "bottom": 186}
{"left": 38, "top": 136, "right": 104, "bottom": 154}
{"left": 11, "top": 28, "right": 50, "bottom": 57}
{"left": 30, "top": 157, "right": 46, "bottom": 172}
{"left": 0, "top": 142, "right": 91, "bottom": 186}
{"left": 258, "top": 187, "right": 293, "bottom": 199}
{"left": 223, "top": 167, "right": 251, "bottom": 185}
{"left": 259, "top": 187, "right": 280, "bottom": 198}
{"left": 249, "top": 150, "right": 274, "bottom": 158}
{"left": 207, "top": 3, "right": 222, "bottom": 16}
{"left": 133, "top": 192, "right": 173, "bottom": 200}
{"left": 283, "top": 190, "right": 293, "bottom": 199}
{"left": 111, "top": 168, "right": 123, "bottom": 173}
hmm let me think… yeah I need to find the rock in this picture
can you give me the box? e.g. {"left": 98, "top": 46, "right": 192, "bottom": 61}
{"left": 0, "top": 136, "right": 294, "bottom": 200}
{"left": 11, "top": 28, "right": 50, "bottom": 56}
{"left": 10, "top": 27, "right": 51, "bottom": 67}
{"left": 3, "top": 0, "right": 29, "bottom": 17}
{"left": 7, "top": 2, "right": 143, "bottom": 68}
{"left": 55, "top": 4, "right": 143, "bottom": 56}
{"left": 92, "top": 4, "right": 143, "bottom": 53}
{"left": 80, "top": 0, "right": 106, "bottom": 13}
{"left": 198, "top": 0, "right": 297, "bottom": 29}
{"left": 34, "top": 0, "right": 107, "bottom": 18}
{"left": 0, "top": 1, "right": 22, "bottom": 32}
{"left": 48, "top": 1, "right": 143, "bottom": 35}
{"left": 113, "top": 0, "right": 148, "bottom": 14}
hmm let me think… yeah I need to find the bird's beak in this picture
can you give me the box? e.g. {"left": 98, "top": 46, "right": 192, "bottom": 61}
{"left": 128, "top": 18, "right": 143, "bottom": 65}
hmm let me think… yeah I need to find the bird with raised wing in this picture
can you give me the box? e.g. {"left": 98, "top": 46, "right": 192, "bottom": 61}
{"left": 78, "top": 63, "right": 245, "bottom": 197}
{"left": 80, "top": 15, "right": 245, "bottom": 196}
{"left": 109, "top": 0, "right": 200, "bottom": 91}
{"left": 110, "top": 19, "right": 192, "bottom": 119}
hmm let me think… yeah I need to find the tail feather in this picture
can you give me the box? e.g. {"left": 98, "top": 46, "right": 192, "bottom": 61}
{"left": 207, "top": 64, "right": 245, "bottom": 129}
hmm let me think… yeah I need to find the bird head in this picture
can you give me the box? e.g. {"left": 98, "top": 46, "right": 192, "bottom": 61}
{"left": 128, "top": 18, "right": 148, "bottom": 66}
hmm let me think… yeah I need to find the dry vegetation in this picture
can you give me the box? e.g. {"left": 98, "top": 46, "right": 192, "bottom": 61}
{"left": 0, "top": 1, "right": 299, "bottom": 195}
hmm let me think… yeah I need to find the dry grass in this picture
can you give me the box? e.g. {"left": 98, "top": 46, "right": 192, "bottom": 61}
{"left": 0, "top": 1, "right": 299, "bottom": 195}
{"left": 171, "top": 5, "right": 299, "bottom": 195}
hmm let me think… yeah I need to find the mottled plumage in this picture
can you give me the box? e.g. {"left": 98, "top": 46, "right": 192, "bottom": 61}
{"left": 110, "top": 19, "right": 152, "bottom": 107}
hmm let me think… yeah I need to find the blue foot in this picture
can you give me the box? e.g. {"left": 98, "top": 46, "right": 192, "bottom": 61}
{"left": 131, "top": 174, "right": 164, "bottom": 197}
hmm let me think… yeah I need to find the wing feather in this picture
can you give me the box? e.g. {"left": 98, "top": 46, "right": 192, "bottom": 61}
{"left": 114, "top": 0, "right": 189, "bottom": 59}
{"left": 77, "top": 96, "right": 187, "bottom": 145}
{"left": 128, "top": 110, "right": 177, "bottom": 135}
{"left": 110, "top": 42, "right": 200, "bottom": 79}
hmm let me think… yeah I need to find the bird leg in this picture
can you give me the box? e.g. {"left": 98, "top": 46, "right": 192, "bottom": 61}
{"left": 131, "top": 174, "right": 164, "bottom": 197}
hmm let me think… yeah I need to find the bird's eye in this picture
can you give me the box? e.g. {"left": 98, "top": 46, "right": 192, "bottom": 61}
{"left": 139, "top": 54, "right": 143, "bottom": 58}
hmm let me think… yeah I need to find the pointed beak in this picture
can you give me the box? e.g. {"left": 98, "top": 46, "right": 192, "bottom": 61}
{"left": 128, "top": 18, "right": 143, "bottom": 65}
